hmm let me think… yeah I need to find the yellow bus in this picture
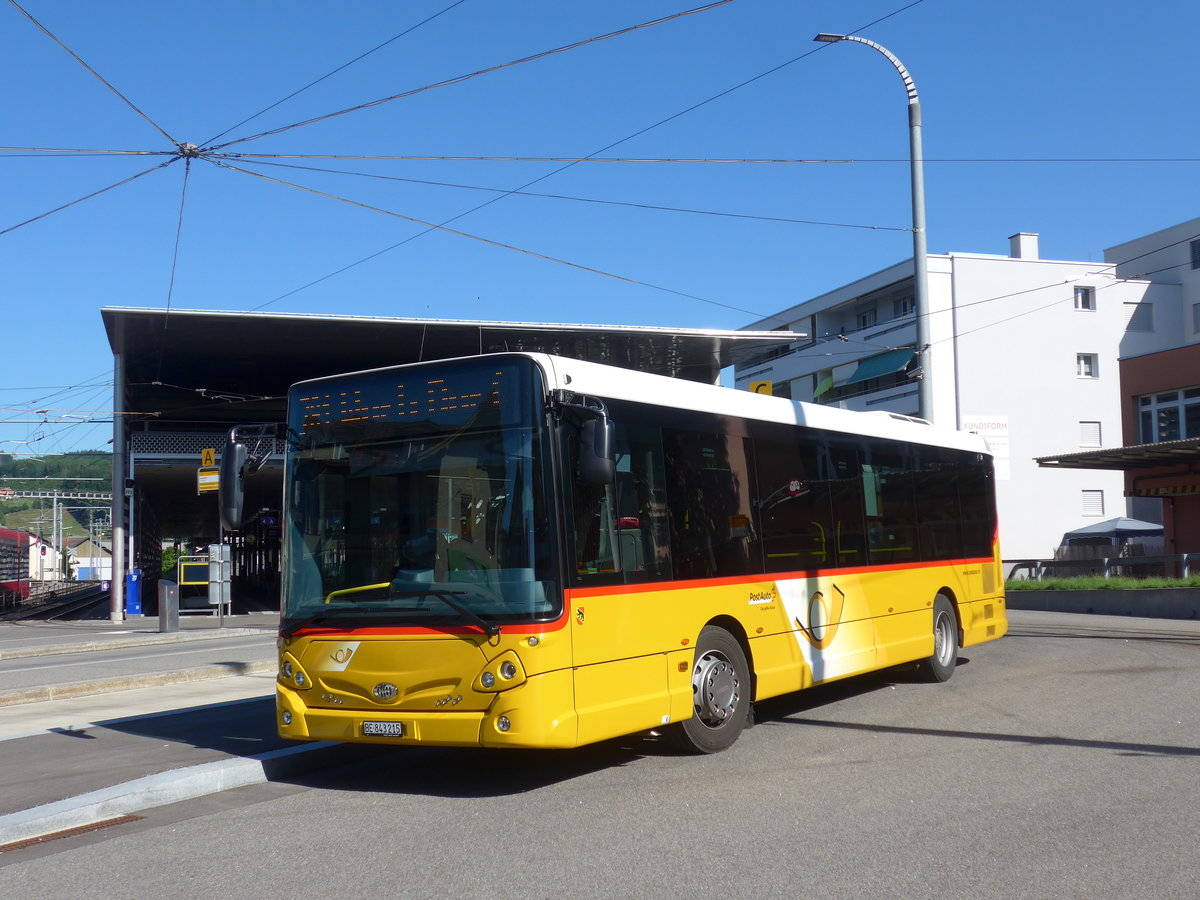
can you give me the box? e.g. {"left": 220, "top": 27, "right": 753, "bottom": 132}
{"left": 235, "top": 352, "right": 1005, "bottom": 753}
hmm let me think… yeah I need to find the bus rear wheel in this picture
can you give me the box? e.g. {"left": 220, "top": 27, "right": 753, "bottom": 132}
{"left": 665, "top": 626, "right": 751, "bottom": 754}
{"left": 919, "top": 594, "right": 959, "bottom": 683}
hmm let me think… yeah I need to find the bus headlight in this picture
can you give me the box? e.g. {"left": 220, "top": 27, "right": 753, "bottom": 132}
{"left": 475, "top": 651, "right": 527, "bottom": 692}
{"left": 279, "top": 654, "right": 312, "bottom": 690}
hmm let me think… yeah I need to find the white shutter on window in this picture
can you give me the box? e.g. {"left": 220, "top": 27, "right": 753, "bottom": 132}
{"left": 1082, "top": 490, "right": 1105, "bottom": 517}
{"left": 1079, "top": 421, "right": 1102, "bottom": 447}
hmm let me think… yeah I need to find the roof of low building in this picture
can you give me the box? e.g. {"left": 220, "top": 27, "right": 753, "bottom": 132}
{"left": 1036, "top": 437, "right": 1200, "bottom": 471}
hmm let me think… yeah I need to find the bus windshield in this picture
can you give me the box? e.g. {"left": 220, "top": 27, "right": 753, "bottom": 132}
{"left": 281, "top": 357, "right": 558, "bottom": 634}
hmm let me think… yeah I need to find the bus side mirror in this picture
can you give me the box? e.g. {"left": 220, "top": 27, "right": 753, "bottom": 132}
{"left": 219, "top": 439, "right": 248, "bottom": 532}
{"left": 579, "top": 417, "right": 615, "bottom": 486}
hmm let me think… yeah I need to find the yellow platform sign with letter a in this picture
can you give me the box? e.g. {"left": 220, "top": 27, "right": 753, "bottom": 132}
{"left": 201, "top": 447, "right": 216, "bottom": 467}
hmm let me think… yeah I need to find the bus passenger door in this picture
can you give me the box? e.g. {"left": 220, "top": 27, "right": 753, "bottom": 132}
{"left": 566, "top": 428, "right": 673, "bottom": 746}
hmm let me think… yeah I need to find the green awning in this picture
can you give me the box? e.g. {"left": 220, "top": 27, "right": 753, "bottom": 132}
{"left": 845, "top": 348, "right": 915, "bottom": 386}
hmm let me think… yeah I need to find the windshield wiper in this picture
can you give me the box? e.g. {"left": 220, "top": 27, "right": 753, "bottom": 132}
{"left": 279, "top": 606, "right": 393, "bottom": 639}
{"left": 391, "top": 587, "right": 501, "bottom": 638}
{"left": 281, "top": 589, "right": 501, "bottom": 639}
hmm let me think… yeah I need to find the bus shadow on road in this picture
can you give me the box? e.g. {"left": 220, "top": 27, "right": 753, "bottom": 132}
{"left": 272, "top": 663, "right": 977, "bottom": 799}
{"left": 752, "top": 657, "right": 971, "bottom": 723}
{"left": 278, "top": 740, "right": 669, "bottom": 798}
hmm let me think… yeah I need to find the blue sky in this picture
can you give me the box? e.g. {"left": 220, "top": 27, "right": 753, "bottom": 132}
{"left": 2, "top": 0, "right": 1198, "bottom": 455}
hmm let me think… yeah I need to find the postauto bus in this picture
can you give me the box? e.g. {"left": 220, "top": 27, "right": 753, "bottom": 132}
{"left": 221, "top": 353, "right": 1006, "bottom": 754}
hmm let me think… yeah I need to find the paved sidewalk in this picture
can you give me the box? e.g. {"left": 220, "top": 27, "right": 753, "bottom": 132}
{"left": 0, "top": 674, "right": 367, "bottom": 848}
{"left": 0, "top": 613, "right": 374, "bottom": 849}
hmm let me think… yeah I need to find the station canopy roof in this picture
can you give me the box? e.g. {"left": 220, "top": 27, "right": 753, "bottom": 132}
{"left": 102, "top": 307, "right": 794, "bottom": 425}
{"left": 102, "top": 308, "right": 793, "bottom": 538}
{"left": 1036, "top": 438, "right": 1200, "bottom": 471}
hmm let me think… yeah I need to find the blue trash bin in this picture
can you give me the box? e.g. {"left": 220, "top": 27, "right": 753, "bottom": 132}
{"left": 125, "top": 569, "right": 142, "bottom": 616}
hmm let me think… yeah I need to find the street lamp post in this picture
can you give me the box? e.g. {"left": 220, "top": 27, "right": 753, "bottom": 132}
{"left": 813, "top": 33, "right": 933, "bottom": 422}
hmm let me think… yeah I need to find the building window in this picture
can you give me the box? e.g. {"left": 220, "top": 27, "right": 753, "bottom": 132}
{"left": 1138, "top": 388, "right": 1200, "bottom": 443}
{"left": 1124, "top": 302, "right": 1154, "bottom": 332}
{"left": 1079, "top": 421, "right": 1101, "bottom": 447}
{"left": 1191, "top": 239, "right": 1200, "bottom": 270}
{"left": 893, "top": 296, "right": 914, "bottom": 318}
{"left": 856, "top": 308, "right": 877, "bottom": 330}
{"left": 792, "top": 315, "right": 816, "bottom": 348}
{"left": 1193, "top": 303, "right": 1200, "bottom": 334}
{"left": 1076, "top": 353, "right": 1099, "bottom": 378}
{"left": 1074, "top": 286, "right": 1096, "bottom": 311}
{"left": 1082, "top": 490, "right": 1104, "bottom": 517}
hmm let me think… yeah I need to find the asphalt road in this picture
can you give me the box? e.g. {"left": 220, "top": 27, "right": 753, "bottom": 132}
{"left": 2, "top": 610, "right": 1198, "bottom": 899}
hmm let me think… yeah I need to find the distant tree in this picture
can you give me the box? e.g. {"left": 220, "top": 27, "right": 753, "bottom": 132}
{"left": 161, "top": 546, "right": 179, "bottom": 580}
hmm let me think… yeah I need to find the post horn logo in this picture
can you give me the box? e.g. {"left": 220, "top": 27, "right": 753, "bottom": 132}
{"left": 796, "top": 583, "right": 846, "bottom": 650}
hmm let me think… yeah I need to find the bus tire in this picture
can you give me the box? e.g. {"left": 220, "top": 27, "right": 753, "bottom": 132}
{"left": 919, "top": 594, "right": 958, "bottom": 683}
{"left": 665, "top": 626, "right": 751, "bottom": 754}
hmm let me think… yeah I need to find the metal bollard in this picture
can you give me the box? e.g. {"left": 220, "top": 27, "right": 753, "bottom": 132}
{"left": 158, "top": 580, "right": 179, "bottom": 633}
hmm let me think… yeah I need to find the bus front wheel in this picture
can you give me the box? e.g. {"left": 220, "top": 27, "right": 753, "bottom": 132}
{"left": 919, "top": 594, "right": 959, "bottom": 683}
{"left": 666, "top": 626, "right": 751, "bottom": 754}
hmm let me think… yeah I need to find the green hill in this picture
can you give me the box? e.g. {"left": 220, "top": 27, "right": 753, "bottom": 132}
{"left": 0, "top": 451, "right": 112, "bottom": 539}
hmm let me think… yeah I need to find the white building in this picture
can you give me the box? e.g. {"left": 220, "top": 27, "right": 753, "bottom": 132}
{"left": 1104, "top": 216, "right": 1200, "bottom": 343}
{"left": 735, "top": 233, "right": 1177, "bottom": 559}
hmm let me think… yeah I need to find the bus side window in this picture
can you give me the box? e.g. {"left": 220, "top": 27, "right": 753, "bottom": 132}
{"left": 825, "top": 441, "right": 866, "bottom": 566}
{"left": 662, "top": 429, "right": 757, "bottom": 580}
{"left": 958, "top": 454, "right": 996, "bottom": 557}
{"left": 861, "top": 444, "right": 918, "bottom": 565}
{"left": 567, "top": 423, "right": 672, "bottom": 585}
{"left": 751, "top": 436, "right": 833, "bottom": 573}
{"left": 914, "top": 448, "right": 964, "bottom": 561}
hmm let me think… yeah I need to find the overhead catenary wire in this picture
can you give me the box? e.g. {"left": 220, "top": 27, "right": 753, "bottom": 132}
{"left": 207, "top": 0, "right": 740, "bottom": 152}
{"left": 13, "top": 0, "right": 1194, "bottom": 456}
{"left": 236, "top": 0, "right": 933, "bottom": 312}
{"left": 216, "top": 153, "right": 1200, "bottom": 165}
{"left": 207, "top": 156, "right": 770, "bottom": 319}
{"left": 201, "top": 0, "right": 473, "bottom": 147}
{"left": 0, "top": 158, "right": 178, "bottom": 236}
{"left": 0, "top": 147, "right": 174, "bottom": 157}
{"left": 222, "top": 154, "right": 853, "bottom": 164}
{"left": 228, "top": 156, "right": 912, "bottom": 232}
{"left": 162, "top": 158, "right": 194, "bottom": 321}
{"left": 765, "top": 230, "right": 1200, "bottom": 358}
{"left": 6, "top": 0, "right": 180, "bottom": 147}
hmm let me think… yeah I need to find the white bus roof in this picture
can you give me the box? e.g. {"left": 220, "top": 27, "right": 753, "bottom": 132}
{"left": 534, "top": 354, "right": 990, "bottom": 456}
{"left": 296, "top": 352, "right": 991, "bottom": 457}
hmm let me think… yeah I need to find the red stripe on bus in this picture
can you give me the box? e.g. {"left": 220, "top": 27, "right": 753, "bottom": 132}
{"left": 565, "top": 555, "right": 997, "bottom": 600}
{"left": 285, "top": 609, "right": 572, "bottom": 640}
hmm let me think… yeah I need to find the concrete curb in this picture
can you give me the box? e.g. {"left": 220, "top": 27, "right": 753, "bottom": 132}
{"left": 0, "top": 627, "right": 276, "bottom": 661}
{"left": 1006, "top": 588, "right": 1200, "bottom": 619}
{"left": 0, "top": 660, "right": 278, "bottom": 708}
{"left": 0, "top": 740, "right": 347, "bottom": 847}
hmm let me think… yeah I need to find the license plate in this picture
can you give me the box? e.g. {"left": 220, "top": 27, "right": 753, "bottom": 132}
{"left": 362, "top": 721, "right": 406, "bottom": 737}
